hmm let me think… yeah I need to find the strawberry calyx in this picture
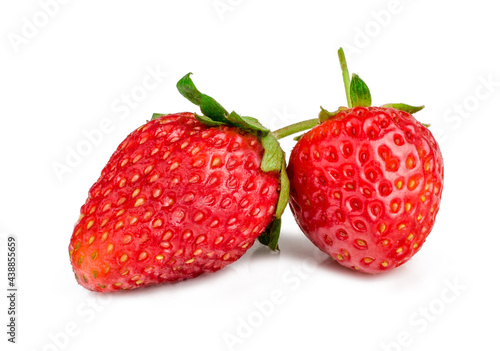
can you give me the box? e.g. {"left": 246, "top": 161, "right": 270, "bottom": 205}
{"left": 319, "top": 48, "right": 425, "bottom": 123}
{"left": 155, "top": 73, "right": 289, "bottom": 250}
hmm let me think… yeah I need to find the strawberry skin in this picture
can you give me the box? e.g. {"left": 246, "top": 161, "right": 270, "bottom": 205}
{"left": 69, "top": 113, "right": 279, "bottom": 291}
{"left": 287, "top": 107, "right": 443, "bottom": 273}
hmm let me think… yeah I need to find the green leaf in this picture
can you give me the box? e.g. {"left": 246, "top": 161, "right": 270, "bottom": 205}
{"left": 176, "top": 73, "right": 203, "bottom": 106}
{"left": 151, "top": 113, "right": 166, "bottom": 120}
{"left": 226, "top": 112, "right": 270, "bottom": 134}
{"left": 350, "top": 74, "right": 372, "bottom": 107}
{"left": 318, "top": 106, "right": 348, "bottom": 123}
{"left": 200, "top": 95, "right": 229, "bottom": 123}
{"left": 194, "top": 113, "right": 225, "bottom": 127}
{"left": 258, "top": 218, "right": 281, "bottom": 251}
{"left": 380, "top": 103, "right": 425, "bottom": 114}
{"left": 260, "top": 134, "right": 283, "bottom": 172}
{"left": 293, "top": 133, "right": 305, "bottom": 141}
{"left": 275, "top": 158, "right": 289, "bottom": 219}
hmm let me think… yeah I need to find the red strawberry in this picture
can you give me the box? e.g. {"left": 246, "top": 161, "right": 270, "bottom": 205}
{"left": 69, "top": 74, "right": 289, "bottom": 291}
{"left": 287, "top": 49, "right": 443, "bottom": 273}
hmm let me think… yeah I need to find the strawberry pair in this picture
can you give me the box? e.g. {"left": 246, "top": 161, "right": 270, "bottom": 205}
{"left": 69, "top": 49, "right": 443, "bottom": 291}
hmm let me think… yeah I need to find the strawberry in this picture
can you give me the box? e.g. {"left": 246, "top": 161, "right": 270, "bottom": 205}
{"left": 286, "top": 49, "right": 444, "bottom": 273}
{"left": 69, "top": 74, "right": 289, "bottom": 291}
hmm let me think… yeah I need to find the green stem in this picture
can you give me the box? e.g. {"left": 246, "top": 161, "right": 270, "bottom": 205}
{"left": 338, "top": 48, "right": 352, "bottom": 108}
{"left": 271, "top": 118, "right": 319, "bottom": 140}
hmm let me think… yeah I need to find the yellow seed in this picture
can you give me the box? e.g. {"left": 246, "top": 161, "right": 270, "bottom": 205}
{"left": 89, "top": 206, "right": 96, "bottom": 214}
{"left": 131, "top": 174, "right": 140, "bottom": 183}
{"left": 135, "top": 198, "right": 145, "bottom": 207}
{"left": 174, "top": 249, "right": 183, "bottom": 256}
{"left": 149, "top": 174, "right": 159, "bottom": 182}
{"left": 380, "top": 239, "right": 389, "bottom": 247}
{"left": 334, "top": 192, "right": 341, "bottom": 199}
{"left": 417, "top": 214, "right": 423, "bottom": 221}
{"left": 130, "top": 217, "right": 138, "bottom": 225}
{"left": 92, "top": 270, "right": 98, "bottom": 279}
{"left": 391, "top": 203, "right": 399, "bottom": 212}
{"left": 186, "top": 258, "right": 195, "bottom": 264}
{"left": 193, "top": 249, "right": 203, "bottom": 256}
{"left": 396, "top": 180, "right": 403, "bottom": 189}
{"left": 136, "top": 280, "right": 144, "bottom": 285}
{"left": 138, "top": 252, "right": 148, "bottom": 261}
{"left": 405, "top": 203, "right": 412, "bottom": 212}
{"left": 119, "top": 178, "right": 126, "bottom": 187}
{"left": 133, "top": 154, "right": 142, "bottom": 163}
{"left": 379, "top": 223, "right": 387, "bottom": 234}
{"left": 381, "top": 261, "right": 389, "bottom": 267}
{"left": 169, "top": 162, "right": 179, "bottom": 171}
{"left": 107, "top": 244, "right": 114, "bottom": 252}
{"left": 117, "top": 197, "right": 126, "bottom": 206}
{"left": 75, "top": 242, "right": 81, "bottom": 251}
{"left": 212, "top": 158, "right": 222, "bottom": 167}
{"left": 123, "top": 235, "right": 132, "bottom": 244}
{"left": 102, "top": 203, "right": 111, "bottom": 212}
{"left": 222, "top": 253, "right": 231, "bottom": 261}
{"left": 406, "top": 156, "right": 415, "bottom": 169}
{"left": 77, "top": 213, "right": 85, "bottom": 222}
{"left": 131, "top": 275, "right": 140, "bottom": 281}
{"left": 114, "top": 282, "right": 122, "bottom": 287}
{"left": 396, "top": 247, "right": 403, "bottom": 254}
{"left": 88, "top": 236, "right": 95, "bottom": 245}
{"left": 132, "top": 189, "right": 141, "bottom": 198}
{"left": 153, "top": 219, "right": 163, "bottom": 228}
{"left": 336, "top": 254, "right": 344, "bottom": 261}
{"left": 413, "top": 243, "right": 419, "bottom": 249}
{"left": 363, "top": 257, "right": 373, "bottom": 263}
{"left": 116, "top": 209, "right": 125, "bottom": 217}
{"left": 408, "top": 179, "right": 416, "bottom": 190}
{"left": 120, "top": 254, "right": 128, "bottom": 262}
{"left": 100, "top": 218, "right": 109, "bottom": 227}
{"left": 156, "top": 255, "right": 164, "bottom": 261}
{"left": 421, "top": 195, "right": 426, "bottom": 202}
{"left": 398, "top": 223, "right": 406, "bottom": 230}
{"left": 86, "top": 220, "right": 95, "bottom": 230}
{"left": 115, "top": 221, "right": 124, "bottom": 230}
{"left": 356, "top": 239, "right": 367, "bottom": 247}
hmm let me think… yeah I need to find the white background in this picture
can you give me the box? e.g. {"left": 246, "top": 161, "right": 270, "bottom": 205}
{"left": 1, "top": 1, "right": 499, "bottom": 350}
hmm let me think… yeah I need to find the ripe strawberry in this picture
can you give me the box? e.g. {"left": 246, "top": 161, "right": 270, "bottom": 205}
{"left": 287, "top": 49, "right": 444, "bottom": 273}
{"left": 69, "top": 74, "right": 289, "bottom": 291}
